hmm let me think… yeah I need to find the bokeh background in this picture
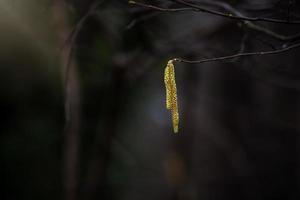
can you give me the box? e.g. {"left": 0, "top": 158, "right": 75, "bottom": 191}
{"left": 1, "top": 0, "right": 300, "bottom": 199}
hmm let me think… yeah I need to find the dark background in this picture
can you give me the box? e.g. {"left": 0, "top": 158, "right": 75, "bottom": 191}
{"left": 1, "top": 0, "right": 300, "bottom": 199}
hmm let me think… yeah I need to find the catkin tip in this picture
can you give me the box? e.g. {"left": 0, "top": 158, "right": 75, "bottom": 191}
{"left": 128, "top": 0, "right": 136, "bottom": 4}
{"left": 167, "top": 60, "right": 173, "bottom": 65}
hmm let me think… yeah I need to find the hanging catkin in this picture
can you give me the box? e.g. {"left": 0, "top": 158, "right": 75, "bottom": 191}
{"left": 164, "top": 60, "right": 179, "bottom": 133}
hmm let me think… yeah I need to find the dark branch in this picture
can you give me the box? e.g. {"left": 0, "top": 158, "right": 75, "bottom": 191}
{"left": 173, "top": 42, "right": 300, "bottom": 64}
{"left": 129, "top": 1, "right": 195, "bottom": 12}
{"left": 64, "top": 0, "right": 105, "bottom": 86}
{"left": 173, "top": 0, "right": 300, "bottom": 24}
{"left": 190, "top": 0, "right": 300, "bottom": 42}
{"left": 129, "top": 0, "right": 300, "bottom": 24}
{"left": 64, "top": 0, "right": 105, "bottom": 48}
{"left": 129, "top": 0, "right": 300, "bottom": 42}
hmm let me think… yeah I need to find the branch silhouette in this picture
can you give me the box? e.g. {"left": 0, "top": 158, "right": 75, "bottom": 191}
{"left": 173, "top": 42, "right": 300, "bottom": 64}
{"left": 129, "top": 0, "right": 300, "bottom": 24}
{"left": 130, "top": 0, "right": 300, "bottom": 43}
{"left": 172, "top": 0, "right": 300, "bottom": 24}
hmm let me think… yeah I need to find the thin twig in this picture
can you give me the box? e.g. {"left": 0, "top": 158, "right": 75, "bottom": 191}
{"left": 244, "top": 21, "right": 300, "bottom": 42}
{"left": 126, "top": 12, "right": 158, "bottom": 30}
{"left": 192, "top": 0, "right": 300, "bottom": 42}
{"left": 130, "top": 0, "right": 300, "bottom": 24}
{"left": 173, "top": 0, "right": 300, "bottom": 24}
{"left": 129, "top": 1, "right": 195, "bottom": 12}
{"left": 173, "top": 42, "right": 300, "bottom": 64}
{"left": 130, "top": 0, "right": 300, "bottom": 42}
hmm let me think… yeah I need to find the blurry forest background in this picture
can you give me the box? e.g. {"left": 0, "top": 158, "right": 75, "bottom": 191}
{"left": 1, "top": 0, "right": 300, "bottom": 200}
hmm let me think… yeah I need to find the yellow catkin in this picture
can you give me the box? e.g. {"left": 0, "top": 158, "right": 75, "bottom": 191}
{"left": 164, "top": 60, "right": 179, "bottom": 133}
{"left": 164, "top": 64, "right": 171, "bottom": 109}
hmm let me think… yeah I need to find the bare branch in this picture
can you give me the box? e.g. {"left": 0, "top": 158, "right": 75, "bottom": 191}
{"left": 173, "top": 42, "right": 300, "bottom": 64}
{"left": 64, "top": 0, "right": 105, "bottom": 48}
{"left": 129, "top": 1, "right": 195, "bottom": 12}
{"left": 172, "top": 0, "right": 300, "bottom": 24}
{"left": 126, "top": 12, "right": 158, "bottom": 30}
{"left": 193, "top": 0, "right": 300, "bottom": 42}
{"left": 129, "top": 0, "right": 300, "bottom": 24}
{"left": 130, "top": 0, "right": 300, "bottom": 42}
